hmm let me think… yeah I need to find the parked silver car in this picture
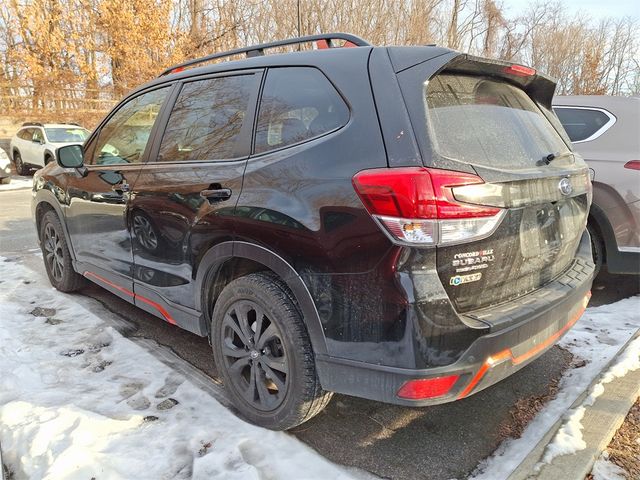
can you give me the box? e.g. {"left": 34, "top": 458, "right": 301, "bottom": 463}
{"left": 553, "top": 95, "right": 639, "bottom": 274}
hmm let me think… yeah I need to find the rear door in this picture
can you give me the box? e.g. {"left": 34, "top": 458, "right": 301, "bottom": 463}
{"left": 129, "top": 70, "right": 262, "bottom": 321}
{"left": 398, "top": 59, "right": 591, "bottom": 314}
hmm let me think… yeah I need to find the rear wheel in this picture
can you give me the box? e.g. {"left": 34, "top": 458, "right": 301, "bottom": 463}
{"left": 211, "top": 272, "right": 332, "bottom": 430}
{"left": 44, "top": 154, "right": 53, "bottom": 165}
{"left": 588, "top": 222, "right": 604, "bottom": 277}
{"left": 14, "top": 151, "right": 27, "bottom": 175}
{"left": 40, "top": 211, "right": 85, "bottom": 292}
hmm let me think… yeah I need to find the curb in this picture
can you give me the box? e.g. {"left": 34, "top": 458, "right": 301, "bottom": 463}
{"left": 508, "top": 329, "right": 640, "bottom": 480}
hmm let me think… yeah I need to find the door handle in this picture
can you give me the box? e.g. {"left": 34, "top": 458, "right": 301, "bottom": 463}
{"left": 200, "top": 188, "right": 232, "bottom": 202}
{"left": 112, "top": 181, "right": 130, "bottom": 193}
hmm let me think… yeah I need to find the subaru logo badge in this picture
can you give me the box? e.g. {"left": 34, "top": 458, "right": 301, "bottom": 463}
{"left": 559, "top": 177, "right": 572, "bottom": 196}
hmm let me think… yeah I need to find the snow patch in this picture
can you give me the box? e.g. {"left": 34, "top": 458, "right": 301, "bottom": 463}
{"left": 0, "top": 258, "right": 362, "bottom": 480}
{"left": 539, "top": 334, "right": 640, "bottom": 465}
{"left": 0, "top": 176, "right": 33, "bottom": 191}
{"left": 591, "top": 450, "right": 627, "bottom": 480}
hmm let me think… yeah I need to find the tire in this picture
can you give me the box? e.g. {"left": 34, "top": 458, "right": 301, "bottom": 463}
{"left": 44, "top": 154, "right": 53, "bottom": 165}
{"left": 588, "top": 222, "right": 604, "bottom": 277}
{"left": 13, "top": 151, "right": 28, "bottom": 175}
{"left": 211, "top": 272, "right": 332, "bottom": 430}
{"left": 40, "top": 211, "right": 85, "bottom": 292}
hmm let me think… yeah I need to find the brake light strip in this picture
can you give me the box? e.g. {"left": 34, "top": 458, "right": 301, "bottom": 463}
{"left": 83, "top": 271, "right": 177, "bottom": 325}
{"left": 457, "top": 291, "right": 591, "bottom": 399}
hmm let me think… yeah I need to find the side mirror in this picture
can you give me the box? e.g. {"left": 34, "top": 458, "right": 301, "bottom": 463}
{"left": 57, "top": 144, "right": 84, "bottom": 168}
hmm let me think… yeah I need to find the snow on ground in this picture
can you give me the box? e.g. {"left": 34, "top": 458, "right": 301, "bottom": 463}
{"left": 0, "top": 257, "right": 364, "bottom": 480}
{"left": 0, "top": 175, "right": 33, "bottom": 191}
{"left": 471, "top": 295, "right": 640, "bottom": 480}
{"left": 591, "top": 450, "right": 627, "bottom": 480}
{"left": 539, "top": 334, "right": 640, "bottom": 465}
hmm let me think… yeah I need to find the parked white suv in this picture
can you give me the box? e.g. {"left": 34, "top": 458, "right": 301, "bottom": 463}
{"left": 9, "top": 123, "right": 89, "bottom": 175}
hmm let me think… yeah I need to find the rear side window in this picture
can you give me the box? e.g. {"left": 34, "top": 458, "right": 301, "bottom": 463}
{"left": 18, "top": 128, "right": 32, "bottom": 140}
{"left": 425, "top": 74, "right": 570, "bottom": 169}
{"left": 553, "top": 107, "right": 614, "bottom": 142}
{"left": 158, "top": 74, "right": 259, "bottom": 162}
{"left": 255, "top": 67, "right": 349, "bottom": 154}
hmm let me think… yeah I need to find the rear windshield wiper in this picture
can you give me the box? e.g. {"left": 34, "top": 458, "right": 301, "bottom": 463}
{"left": 538, "top": 151, "right": 572, "bottom": 166}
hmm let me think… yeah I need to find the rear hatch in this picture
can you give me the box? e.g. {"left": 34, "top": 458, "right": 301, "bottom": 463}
{"left": 406, "top": 56, "right": 591, "bottom": 313}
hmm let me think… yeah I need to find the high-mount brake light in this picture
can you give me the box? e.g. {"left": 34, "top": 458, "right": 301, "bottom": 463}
{"left": 503, "top": 64, "right": 536, "bottom": 77}
{"left": 352, "top": 167, "right": 504, "bottom": 246}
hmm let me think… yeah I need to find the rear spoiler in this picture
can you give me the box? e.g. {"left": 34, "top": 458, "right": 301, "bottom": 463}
{"left": 387, "top": 47, "right": 557, "bottom": 109}
{"left": 442, "top": 54, "right": 557, "bottom": 109}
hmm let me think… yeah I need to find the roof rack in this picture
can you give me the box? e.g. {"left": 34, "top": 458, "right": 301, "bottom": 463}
{"left": 159, "top": 32, "right": 371, "bottom": 77}
{"left": 21, "top": 122, "right": 43, "bottom": 127}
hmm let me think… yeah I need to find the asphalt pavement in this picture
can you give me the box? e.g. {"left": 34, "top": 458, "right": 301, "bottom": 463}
{"left": 1, "top": 186, "right": 638, "bottom": 480}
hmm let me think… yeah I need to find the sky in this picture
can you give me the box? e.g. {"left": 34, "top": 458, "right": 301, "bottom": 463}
{"left": 503, "top": 0, "right": 639, "bottom": 21}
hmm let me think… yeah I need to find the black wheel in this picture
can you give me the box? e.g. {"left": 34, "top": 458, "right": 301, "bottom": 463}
{"left": 40, "top": 211, "right": 85, "bottom": 292}
{"left": 44, "top": 154, "right": 53, "bottom": 165}
{"left": 588, "top": 222, "right": 604, "bottom": 277}
{"left": 14, "top": 151, "right": 28, "bottom": 175}
{"left": 211, "top": 272, "right": 332, "bottom": 430}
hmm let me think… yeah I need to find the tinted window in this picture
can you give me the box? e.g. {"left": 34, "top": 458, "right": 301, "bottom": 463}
{"left": 158, "top": 74, "right": 258, "bottom": 162}
{"left": 255, "top": 67, "right": 349, "bottom": 154}
{"left": 45, "top": 127, "right": 89, "bottom": 143}
{"left": 92, "top": 87, "right": 169, "bottom": 165}
{"left": 18, "top": 128, "right": 33, "bottom": 140}
{"left": 32, "top": 128, "right": 44, "bottom": 143}
{"left": 554, "top": 107, "right": 612, "bottom": 142}
{"left": 425, "top": 74, "right": 570, "bottom": 169}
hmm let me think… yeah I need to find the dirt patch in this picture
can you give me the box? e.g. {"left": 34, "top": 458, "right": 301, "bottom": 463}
{"left": 497, "top": 347, "right": 573, "bottom": 440}
{"left": 606, "top": 398, "right": 640, "bottom": 479}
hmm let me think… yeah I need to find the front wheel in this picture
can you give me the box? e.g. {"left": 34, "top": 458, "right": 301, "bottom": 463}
{"left": 14, "top": 151, "right": 28, "bottom": 175}
{"left": 211, "top": 272, "right": 332, "bottom": 430}
{"left": 40, "top": 211, "right": 85, "bottom": 292}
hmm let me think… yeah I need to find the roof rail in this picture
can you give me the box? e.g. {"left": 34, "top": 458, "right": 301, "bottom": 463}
{"left": 21, "top": 122, "right": 43, "bottom": 127}
{"left": 159, "top": 32, "right": 371, "bottom": 77}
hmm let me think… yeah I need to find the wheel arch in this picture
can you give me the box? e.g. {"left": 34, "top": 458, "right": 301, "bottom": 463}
{"left": 33, "top": 191, "right": 76, "bottom": 261}
{"left": 44, "top": 149, "right": 55, "bottom": 164}
{"left": 196, "top": 241, "right": 327, "bottom": 355}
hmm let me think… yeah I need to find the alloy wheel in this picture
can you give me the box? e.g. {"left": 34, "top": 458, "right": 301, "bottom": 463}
{"left": 221, "top": 300, "right": 290, "bottom": 411}
{"left": 44, "top": 223, "right": 64, "bottom": 282}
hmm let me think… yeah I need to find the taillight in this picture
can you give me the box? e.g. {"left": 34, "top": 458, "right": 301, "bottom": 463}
{"left": 352, "top": 167, "right": 504, "bottom": 246}
{"left": 624, "top": 160, "right": 640, "bottom": 170}
{"left": 397, "top": 375, "right": 459, "bottom": 400}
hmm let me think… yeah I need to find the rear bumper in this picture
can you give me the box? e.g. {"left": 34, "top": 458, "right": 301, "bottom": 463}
{"left": 316, "top": 235, "right": 595, "bottom": 406}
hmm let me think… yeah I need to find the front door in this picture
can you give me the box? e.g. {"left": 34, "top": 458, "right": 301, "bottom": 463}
{"left": 64, "top": 86, "right": 172, "bottom": 298}
{"left": 128, "top": 71, "right": 262, "bottom": 327}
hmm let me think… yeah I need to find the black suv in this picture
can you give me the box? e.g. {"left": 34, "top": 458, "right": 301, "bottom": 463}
{"left": 33, "top": 33, "right": 594, "bottom": 430}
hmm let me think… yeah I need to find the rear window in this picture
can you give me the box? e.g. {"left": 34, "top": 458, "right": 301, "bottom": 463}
{"left": 553, "top": 107, "right": 614, "bottom": 142}
{"left": 425, "top": 74, "right": 570, "bottom": 169}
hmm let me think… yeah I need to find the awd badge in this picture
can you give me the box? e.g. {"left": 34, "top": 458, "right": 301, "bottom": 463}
{"left": 450, "top": 272, "right": 482, "bottom": 286}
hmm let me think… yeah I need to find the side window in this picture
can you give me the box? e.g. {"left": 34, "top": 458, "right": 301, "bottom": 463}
{"left": 91, "top": 87, "right": 170, "bottom": 165}
{"left": 158, "top": 74, "right": 258, "bottom": 162}
{"left": 19, "top": 128, "right": 32, "bottom": 140}
{"left": 255, "top": 67, "right": 349, "bottom": 154}
{"left": 554, "top": 107, "right": 614, "bottom": 142}
{"left": 32, "top": 128, "right": 44, "bottom": 143}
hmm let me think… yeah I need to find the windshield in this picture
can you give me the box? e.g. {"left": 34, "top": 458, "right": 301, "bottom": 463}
{"left": 425, "top": 74, "right": 571, "bottom": 169}
{"left": 45, "top": 127, "right": 89, "bottom": 143}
